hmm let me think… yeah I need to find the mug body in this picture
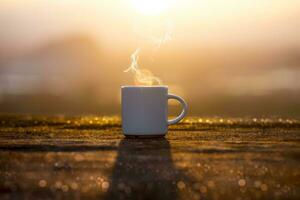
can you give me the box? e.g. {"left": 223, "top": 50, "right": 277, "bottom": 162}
{"left": 122, "top": 86, "right": 168, "bottom": 136}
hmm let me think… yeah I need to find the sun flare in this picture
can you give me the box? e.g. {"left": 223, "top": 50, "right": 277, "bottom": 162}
{"left": 131, "top": 0, "right": 171, "bottom": 15}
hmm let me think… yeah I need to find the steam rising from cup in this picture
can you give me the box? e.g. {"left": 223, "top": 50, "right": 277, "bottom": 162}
{"left": 124, "top": 48, "right": 162, "bottom": 86}
{"left": 151, "top": 21, "right": 173, "bottom": 48}
{"left": 125, "top": 2, "right": 174, "bottom": 86}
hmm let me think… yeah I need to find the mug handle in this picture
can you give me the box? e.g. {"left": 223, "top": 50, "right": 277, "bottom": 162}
{"left": 167, "top": 94, "right": 188, "bottom": 125}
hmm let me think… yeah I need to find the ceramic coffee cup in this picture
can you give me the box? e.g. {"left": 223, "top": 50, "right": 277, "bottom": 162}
{"left": 121, "top": 86, "right": 187, "bottom": 136}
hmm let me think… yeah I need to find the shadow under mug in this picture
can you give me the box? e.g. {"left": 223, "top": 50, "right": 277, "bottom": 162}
{"left": 121, "top": 86, "right": 188, "bottom": 136}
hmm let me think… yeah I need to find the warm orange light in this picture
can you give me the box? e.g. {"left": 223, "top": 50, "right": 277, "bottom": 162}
{"left": 131, "top": 0, "right": 170, "bottom": 15}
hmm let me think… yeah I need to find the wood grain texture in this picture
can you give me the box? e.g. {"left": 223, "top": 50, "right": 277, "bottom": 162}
{"left": 0, "top": 115, "right": 299, "bottom": 199}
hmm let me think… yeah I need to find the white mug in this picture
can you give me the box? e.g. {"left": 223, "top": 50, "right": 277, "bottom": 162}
{"left": 121, "top": 86, "right": 188, "bottom": 136}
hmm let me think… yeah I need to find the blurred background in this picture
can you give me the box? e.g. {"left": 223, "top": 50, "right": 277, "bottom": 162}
{"left": 0, "top": 0, "right": 300, "bottom": 117}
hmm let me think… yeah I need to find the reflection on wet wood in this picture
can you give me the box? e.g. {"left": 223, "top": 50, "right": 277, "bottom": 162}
{"left": 0, "top": 115, "right": 299, "bottom": 199}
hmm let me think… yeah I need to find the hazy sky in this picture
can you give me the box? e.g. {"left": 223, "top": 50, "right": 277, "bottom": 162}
{"left": 1, "top": 0, "right": 300, "bottom": 51}
{"left": 0, "top": 0, "right": 300, "bottom": 116}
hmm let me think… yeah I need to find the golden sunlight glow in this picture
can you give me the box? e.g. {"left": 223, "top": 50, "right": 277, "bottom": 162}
{"left": 131, "top": 0, "right": 171, "bottom": 15}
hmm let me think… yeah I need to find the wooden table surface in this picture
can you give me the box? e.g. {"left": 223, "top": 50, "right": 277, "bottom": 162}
{"left": 0, "top": 115, "right": 299, "bottom": 200}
